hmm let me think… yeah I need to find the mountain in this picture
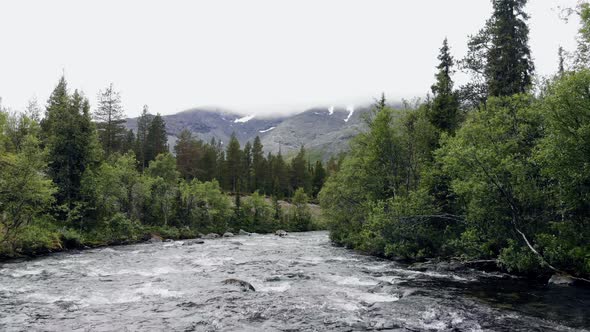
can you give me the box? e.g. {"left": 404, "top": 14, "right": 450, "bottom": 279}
{"left": 125, "top": 106, "right": 371, "bottom": 159}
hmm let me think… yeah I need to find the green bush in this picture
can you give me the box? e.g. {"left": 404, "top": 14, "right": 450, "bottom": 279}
{"left": 11, "top": 224, "right": 62, "bottom": 256}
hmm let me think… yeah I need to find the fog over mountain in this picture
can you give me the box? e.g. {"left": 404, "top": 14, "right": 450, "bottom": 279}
{"left": 125, "top": 104, "right": 378, "bottom": 158}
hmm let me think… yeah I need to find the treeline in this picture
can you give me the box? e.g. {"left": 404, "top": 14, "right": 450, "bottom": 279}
{"left": 174, "top": 131, "right": 339, "bottom": 199}
{"left": 0, "top": 79, "right": 330, "bottom": 258}
{"left": 321, "top": 0, "right": 590, "bottom": 279}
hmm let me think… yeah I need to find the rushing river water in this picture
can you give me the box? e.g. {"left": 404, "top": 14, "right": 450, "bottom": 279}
{"left": 0, "top": 231, "right": 589, "bottom": 332}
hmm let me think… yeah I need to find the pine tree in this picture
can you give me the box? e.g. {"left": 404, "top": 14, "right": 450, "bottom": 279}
{"left": 290, "top": 146, "right": 310, "bottom": 195}
{"left": 463, "top": 0, "right": 534, "bottom": 102}
{"left": 429, "top": 38, "right": 460, "bottom": 133}
{"left": 135, "top": 105, "right": 153, "bottom": 170}
{"left": 243, "top": 141, "right": 253, "bottom": 192}
{"left": 311, "top": 160, "right": 326, "bottom": 198}
{"left": 252, "top": 136, "right": 266, "bottom": 193}
{"left": 201, "top": 138, "right": 218, "bottom": 181}
{"left": 174, "top": 129, "right": 203, "bottom": 180}
{"left": 95, "top": 83, "right": 126, "bottom": 157}
{"left": 145, "top": 113, "right": 168, "bottom": 163}
{"left": 225, "top": 133, "right": 242, "bottom": 192}
{"left": 41, "top": 77, "right": 99, "bottom": 210}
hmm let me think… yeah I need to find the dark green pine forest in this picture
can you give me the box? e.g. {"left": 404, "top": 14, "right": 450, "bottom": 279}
{"left": 1, "top": 0, "right": 590, "bottom": 281}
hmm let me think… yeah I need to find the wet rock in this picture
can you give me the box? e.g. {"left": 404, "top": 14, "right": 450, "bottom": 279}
{"left": 284, "top": 272, "right": 310, "bottom": 280}
{"left": 275, "top": 230, "right": 288, "bottom": 237}
{"left": 222, "top": 278, "right": 256, "bottom": 292}
{"left": 202, "top": 233, "right": 220, "bottom": 239}
{"left": 223, "top": 232, "right": 234, "bottom": 238}
{"left": 197, "top": 233, "right": 205, "bottom": 238}
{"left": 239, "top": 229, "right": 251, "bottom": 236}
{"left": 163, "top": 239, "right": 174, "bottom": 243}
{"left": 548, "top": 273, "right": 575, "bottom": 286}
{"left": 146, "top": 234, "right": 163, "bottom": 243}
{"left": 265, "top": 276, "right": 282, "bottom": 282}
{"left": 183, "top": 239, "right": 205, "bottom": 246}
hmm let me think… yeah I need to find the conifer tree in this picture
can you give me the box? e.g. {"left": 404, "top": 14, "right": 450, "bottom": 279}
{"left": 463, "top": 0, "right": 534, "bottom": 102}
{"left": 174, "top": 129, "right": 203, "bottom": 180}
{"left": 429, "top": 38, "right": 460, "bottom": 134}
{"left": 42, "top": 77, "right": 99, "bottom": 210}
{"left": 135, "top": 105, "right": 152, "bottom": 171}
{"left": 311, "top": 160, "right": 326, "bottom": 198}
{"left": 95, "top": 83, "right": 126, "bottom": 157}
{"left": 145, "top": 113, "right": 168, "bottom": 163}
{"left": 252, "top": 136, "right": 266, "bottom": 193}
{"left": 290, "top": 146, "right": 310, "bottom": 194}
{"left": 225, "top": 133, "right": 242, "bottom": 192}
{"left": 243, "top": 141, "right": 253, "bottom": 192}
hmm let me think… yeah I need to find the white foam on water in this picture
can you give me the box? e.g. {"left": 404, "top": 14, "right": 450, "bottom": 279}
{"left": 328, "top": 256, "right": 359, "bottom": 262}
{"left": 363, "top": 264, "right": 390, "bottom": 271}
{"left": 300, "top": 256, "right": 325, "bottom": 264}
{"left": 258, "top": 282, "right": 291, "bottom": 293}
{"left": 2, "top": 268, "right": 45, "bottom": 278}
{"left": 135, "top": 283, "right": 182, "bottom": 298}
{"left": 356, "top": 292, "right": 400, "bottom": 303}
{"left": 325, "top": 275, "right": 378, "bottom": 286}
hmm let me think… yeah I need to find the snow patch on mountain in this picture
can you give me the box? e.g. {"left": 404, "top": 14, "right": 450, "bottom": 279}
{"left": 234, "top": 114, "right": 255, "bottom": 123}
{"left": 328, "top": 106, "right": 334, "bottom": 115}
{"left": 344, "top": 106, "right": 355, "bottom": 122}
{"left": 259, "top": 127, "right": 276, "bottom": 133}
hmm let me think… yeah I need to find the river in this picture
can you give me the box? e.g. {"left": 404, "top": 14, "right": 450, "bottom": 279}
{"left": 0, "top": 231, "right": 588, "bottom": 331}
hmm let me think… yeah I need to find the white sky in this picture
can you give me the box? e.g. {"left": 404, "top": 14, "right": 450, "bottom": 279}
{"left": 0, "top": 0, "right": 581, "bottom": 117}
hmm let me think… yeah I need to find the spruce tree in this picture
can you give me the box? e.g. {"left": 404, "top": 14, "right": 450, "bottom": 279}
{"left": 174, "top": 129, "right": 203, "bottom": 180}
{"left": 95, "top": 83, "right": 126, "bottom": 157}
{"left": 135, "top": 105, "right": 152, "bottom": 171}
{"left": 225, "top": 133, "right": 242, "bottom": 192}
{"left": 145, "top": 113, "right": 168, "bottom": 163}
{"left": 252, "top": 136, "right": 266, "bottom": 193}
{"left": 487, "top": 0, "right": 533, "bottom": 97}
{"left": 463, "top": 0, "right": 534, "bottom": 102}
{"left": 290, "top": 146, "right": 310, "bottom": 195}
{"left": 429, "top": 38, "right": 460, "bottom": 133}
{"left": 243, "top": 141, "right": 253, "bottom": 192}
{"left": 42, "top": 77, "right": 99, "bottom": 210}
{"left": 311, "top": 160, "right": 326, "bottom": 198}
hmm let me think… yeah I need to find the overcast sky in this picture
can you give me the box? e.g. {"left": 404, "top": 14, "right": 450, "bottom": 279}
{"left": 0, "top": 0, "right": 581, "bottom": 117}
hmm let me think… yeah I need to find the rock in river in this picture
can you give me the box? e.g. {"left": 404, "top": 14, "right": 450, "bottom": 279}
{"left": 548, "top": 273, "right": 575, "bottom": 286}
{"left": 223, "top": 232, "right": 234, "bottom": 238}
{"left": 222, "top": 278, "right": 256, "bottom": 292}
{"left": 275, "top": 230, "right": 288, "bottom": 237}
{"left": 183, "top": 239, "right": 205, "bottom": 246}
{"left": 203, "top": 233, "right": 220, "bottom": 239}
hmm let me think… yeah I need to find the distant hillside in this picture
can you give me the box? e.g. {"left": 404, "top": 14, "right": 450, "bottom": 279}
{"left": 125, "top": 105, "right": 375, "bottom": 160}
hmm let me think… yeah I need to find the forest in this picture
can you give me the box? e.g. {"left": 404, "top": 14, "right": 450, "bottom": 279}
{"left": 1, "top": 0, "right": 590, "bottom": 282}
{"left": 320, "top": 0, "right": 590, "bottom": 280}
{"left": 0, "top": 78, "right": 333, "bottom": 257}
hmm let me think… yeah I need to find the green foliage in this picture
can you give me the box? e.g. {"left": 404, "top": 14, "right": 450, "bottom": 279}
{"left": 288, "top": 188, "right": 312, "bottom": 232}
{"left": 241, "top": 191, "right": 276, "bottom": 232}
{"left": 0, "top": 123, "right": 56, "bottom": 252}
{"left": 178, "top": 179, "right": 232, "bottom": 233}
{"left": 42, "top": 77, "right": 100, "bottom": 210}
{"left": 429, "top": 38, "right": 460, "bottom": 134}
{"left": 145, "top": 114, "right": 168, "bottom": 164}
{"left": 462, "top": 0, "right": 534, "bottom": 103}
{"left": 94, "top": 83, "right": 127, "bottom": 157}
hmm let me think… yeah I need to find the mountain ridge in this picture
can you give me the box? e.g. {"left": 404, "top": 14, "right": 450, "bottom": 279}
{"left": 125, "top": 105, "right": 375, "bottom": 159}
